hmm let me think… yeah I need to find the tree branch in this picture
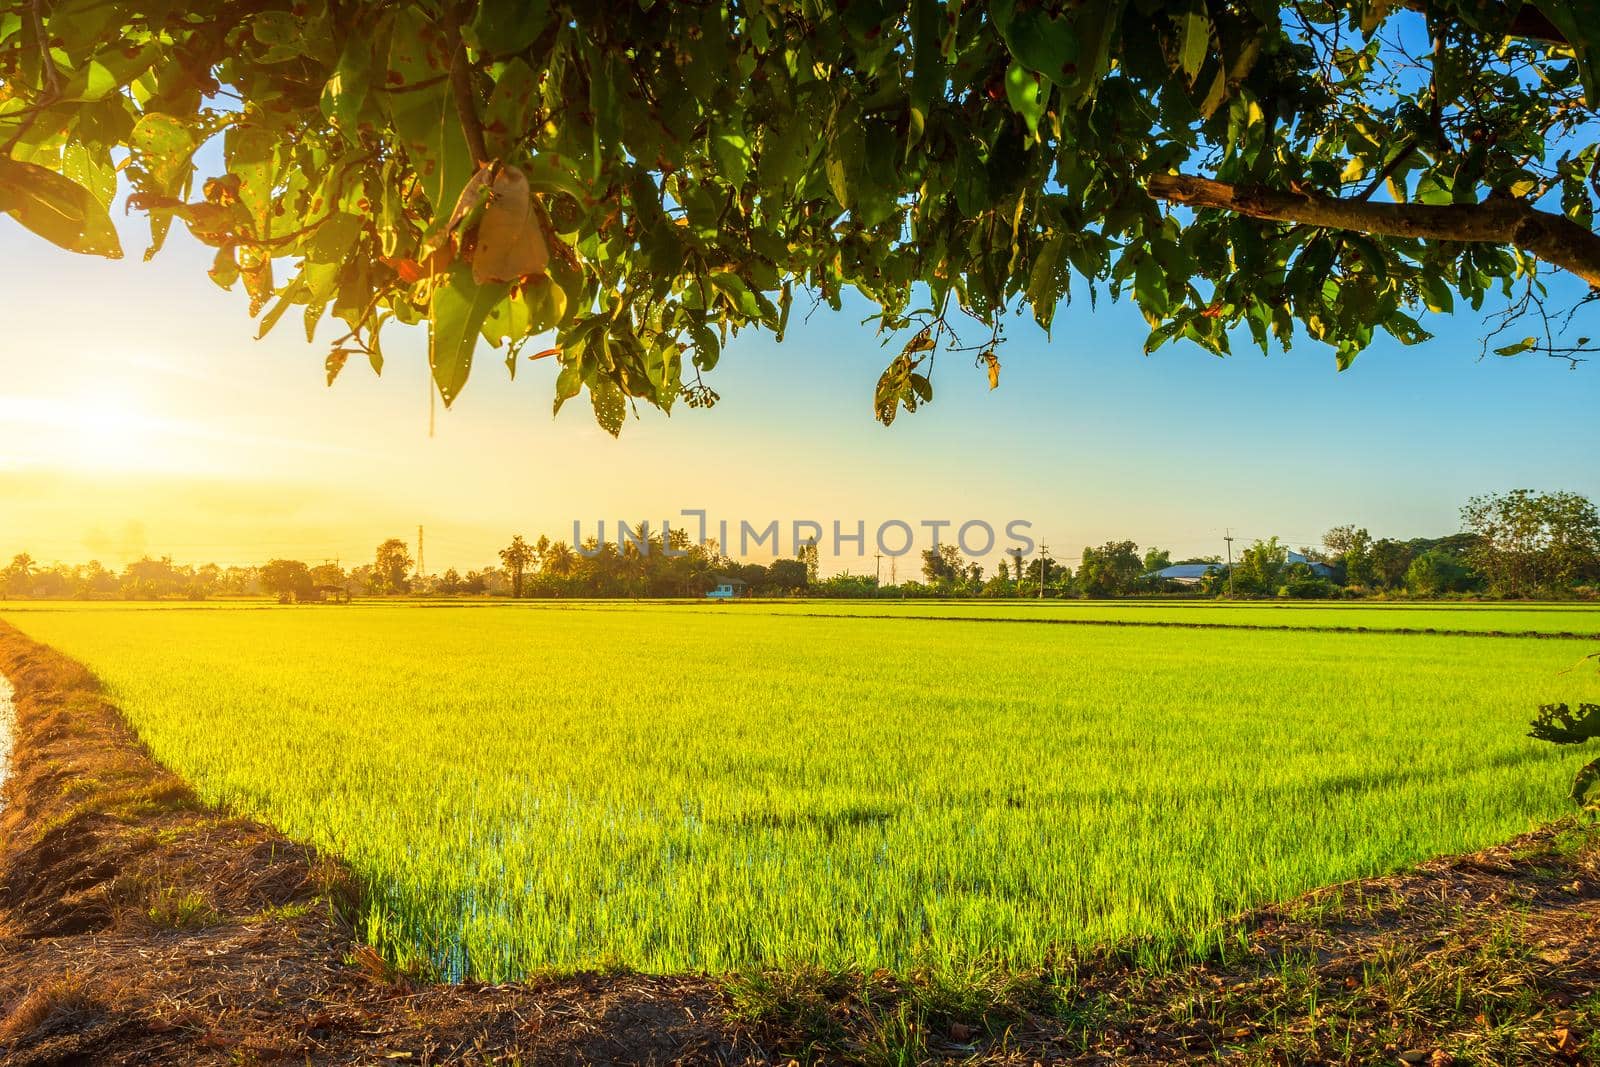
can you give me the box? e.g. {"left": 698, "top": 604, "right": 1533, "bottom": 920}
{"left": 443, "top": 9, "right": 488, "bottom": 166}
{"left": 1147, "top": 173, "right": 1600, "bottom": 289}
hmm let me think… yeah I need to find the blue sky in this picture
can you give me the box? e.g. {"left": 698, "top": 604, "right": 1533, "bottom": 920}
{"left": 2, "top": 205, "right": 1596, "bottom": 574}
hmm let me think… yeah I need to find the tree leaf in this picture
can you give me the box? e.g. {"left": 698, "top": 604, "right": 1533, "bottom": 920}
{"left": 1493, "top": 336, "right": 1538, "bottom": 357}
{"left": 326, "top": 348, "right": 350, "bottom": 385}
{"left": 224, "top": 124, "right": 277, "bottom": 237}
{"left": 709, "top": 125, "right": 751, "bottom": 189}
{"left": 464, "top": 0, "right": 550, "bottom": 57}
{"left": 130, "top": 113, "right": 197, "bottom": 192}
{"left": 1176, "top": 1, "right": 1212, "bottom": 84}
{"left": 321, "top": 37, "right": 373, "bottom": 140}
{"left": 430, "top": 263, "right": 510, "bottom": 407}
{"left": 208, "top": 245, "right": 239, "bottom": 289}
{"left": 483, "top": 59, "right": 541, "bottom": 159}
{"left": 908, "top": 0, "right": 946, "bottom": 147}
{"left": 590, "top": 375, "right": 626, "bottom": 436}
{"left": 1004, "top": 63, "right": 1046, "bottom": 137}
{"left": 988, "top": 0, "right": 1080, "bottom": 87}
{"left": 0, "top": 156, "right": 121, "bottom": 258}
{"left": 387, "top": 7, "right": 474, "bottom": 227}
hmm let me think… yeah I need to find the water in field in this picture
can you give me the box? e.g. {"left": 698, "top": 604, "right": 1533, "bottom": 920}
{"left": 5, "top": 602, "right": 1598, "bottom": 982}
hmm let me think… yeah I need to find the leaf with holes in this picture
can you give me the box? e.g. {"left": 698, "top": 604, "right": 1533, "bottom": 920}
{"left": 431, "top": 263, "right": 510, "bottom": 407}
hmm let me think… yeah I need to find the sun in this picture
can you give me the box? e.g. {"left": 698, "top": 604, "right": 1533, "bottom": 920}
{"left": 65, "top": 386, "right": 186, "bottom": 473}
{"left": 1, "top": 387, "right": 176, "bottom": 474}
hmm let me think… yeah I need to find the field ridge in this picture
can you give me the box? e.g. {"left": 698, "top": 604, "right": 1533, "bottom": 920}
{"left": 774, "top": 610, "right": 1600, "bottom": 641}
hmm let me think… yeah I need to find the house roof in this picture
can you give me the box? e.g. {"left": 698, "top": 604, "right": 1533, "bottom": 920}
{"left": 710, "top": 574, "right": 748, "bottom": 586}
{"left": 1286, "top": 551, "right": 1337, "bottom": 575}
{"left": 1151, "top": 563, "right": 1217, "bottom": 580}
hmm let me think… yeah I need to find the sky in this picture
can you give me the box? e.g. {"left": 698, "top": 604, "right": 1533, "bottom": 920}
{"left": 2, "top": 204, "right": 1598, "bottom": 577}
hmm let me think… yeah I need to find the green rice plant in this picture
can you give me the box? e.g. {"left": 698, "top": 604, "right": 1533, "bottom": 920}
{"left": 5, "top": 604, "right": 1596, "bottom": 985}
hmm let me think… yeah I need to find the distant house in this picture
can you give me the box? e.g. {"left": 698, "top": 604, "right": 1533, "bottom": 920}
{"left": 1149, "top": 563, "right": 1220, "bottom": 586}
{"left": 1149, "top": 550, "right": 1335, "bottom": 587}
{"left": 706, "top": 575, "right": 748, "bottom": 599}
{"left": 1286, "top": 551, "right": 1337, "bottom": 579}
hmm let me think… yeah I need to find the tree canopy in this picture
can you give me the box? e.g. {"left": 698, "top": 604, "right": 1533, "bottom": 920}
{"left": 2, "top": 0, "right": 1596, "bottom": 433}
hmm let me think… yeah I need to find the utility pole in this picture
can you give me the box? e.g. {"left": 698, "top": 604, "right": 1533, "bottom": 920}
{"left": 417, "top": 524, "right": 425, "bottom": 581}
{"left": 1224, "top": 529, "right": 1234, "bottom": 598}
{"left": 874, "top": 553, "right": 883, "bottom": 590}
{"left": 1038, "top": 543, "right": 1049, "bottom": 599}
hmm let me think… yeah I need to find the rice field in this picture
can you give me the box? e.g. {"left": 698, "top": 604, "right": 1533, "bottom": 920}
{"left": 4, "top": 602, "right": 1598, "bottom": 984}
{"left": 5, "top": 596, "right": 1600, "bottom": 635}
{"left": 563, "top": 598, "right": 1600, "bottom": 636}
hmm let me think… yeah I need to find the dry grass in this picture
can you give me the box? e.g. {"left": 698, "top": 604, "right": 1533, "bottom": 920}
{"left": 0, "top": 975, "right": 102, "bottom": 1046}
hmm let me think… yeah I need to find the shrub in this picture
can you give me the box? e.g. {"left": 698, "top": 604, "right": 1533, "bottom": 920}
{"left": 1280, "top": 577, "right": 1336, "bottom": 599}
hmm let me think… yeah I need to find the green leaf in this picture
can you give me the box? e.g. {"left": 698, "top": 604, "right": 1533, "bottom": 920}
{"left": 1415, "top": 272, "right": 1453, "bottom": 314}
{"left": 320, "top": 38, "right": 373, "bottom": 140}
{"left": 387, "top": 7, "right": 475, "bottom": 226}
{"left": 553, "top": 363, "right": 583, "bottom": 414}
{"left": 464, "top": 0, "right": 550, "bottom": 57}
{"left": 1004, "top": 63, "right": 1046, "bottom": 138}
{"left": 0, "top": 156, "right": 121, "bottom": 258}
{"left": 484, "top": 59, "right": 541, "bottom": 159}
{"left": 826, "top": 112, "right": 865, "bottom": 211}
{"left": 688, "top": 319, "right": 720, "bottom": 371}
{"left": 208, "top": 245, "right": 239, "bottom": 289}
{"left": 908, "top": 0, "right": 946, "bottom": 147}
{"left": 777, "top": 280, "right": 793, "bottom": 343}
{"left": 988, "top": 0, "right": 1080, "bottom": 87}
{"left": 521, "top": 276, "right": 568, "bottom": 334}
{"left": 224, "top": 124, "right": 277, "bottom": 237}
{"left": 586, "top": 44, "right": 624, "bottom": 178}
{"left": 130, "top": 111, "right": 197, "bottom": 255}
{"left": 1493, "top": 336, "right": 1538, "bottom": 357}
{"left": 1026, "top": 233, "right": 1068, "bottom": 332}
{"left": 709, "top": 125, "right": 751, "bottom": 189}
{"left": 757, "top": 113, "right": 816, "bottom": 189}
{"left": 1533, "top": 2, "right": 1600, "bottom": 105}
{"left": 590, "top": 376, "right": 627, "bottom": 436}
{"left": 1176, "top": 0, "right": 1212, "bottom": 84}
{"left": 709, "top": 271, "right": 761, "bottom": 319}
{"left": 60, "top": 59, "right": 118, "bottom": 102}
{"left": 252, "top": 11, "right": 309, "bottom": 58}
{"left": 430, "top": 263, "right": 510, "bottom": 407}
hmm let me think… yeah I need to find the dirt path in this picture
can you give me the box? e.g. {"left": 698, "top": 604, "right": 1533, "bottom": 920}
{"left": 1, "top": 619, "right": 1598, "bottom": 1065}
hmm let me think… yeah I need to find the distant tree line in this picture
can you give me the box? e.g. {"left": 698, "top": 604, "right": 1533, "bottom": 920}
{"left": 3, "top": 490, "right": 1596, "bottom": 603}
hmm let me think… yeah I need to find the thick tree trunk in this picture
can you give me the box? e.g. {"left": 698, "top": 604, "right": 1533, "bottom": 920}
{"left": 1146, "top": 173, "right": 1600, "bottom": 290}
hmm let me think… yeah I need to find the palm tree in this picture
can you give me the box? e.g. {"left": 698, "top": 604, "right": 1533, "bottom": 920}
{"left": 542, "top": 541, "right": 577, "bottom": 579}
{"left": 499, "top": 535, "right": 534, "bottom": 598}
